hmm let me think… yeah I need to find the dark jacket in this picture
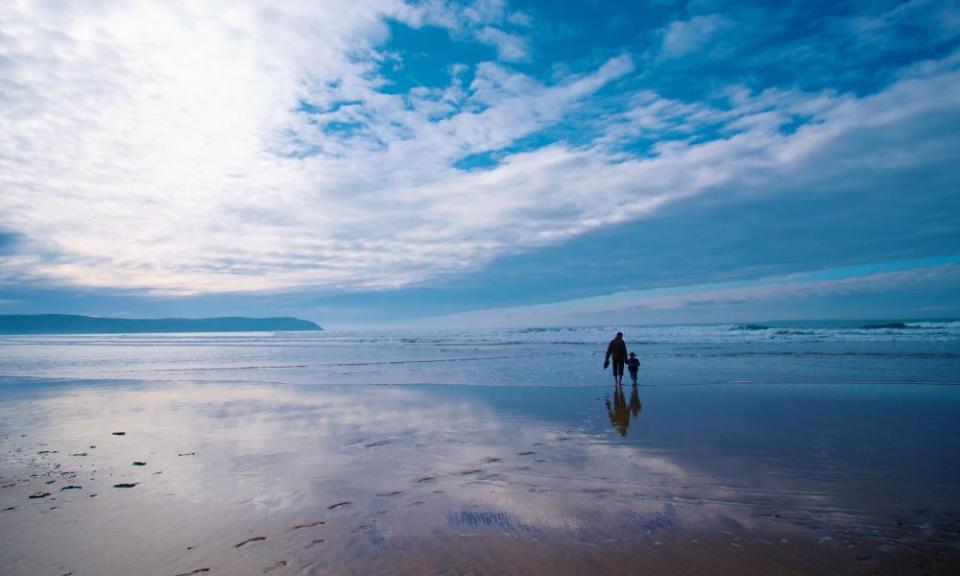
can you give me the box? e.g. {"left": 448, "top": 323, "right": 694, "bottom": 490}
{"left": 605, "top": 338, "right": 628, "bottom": 363}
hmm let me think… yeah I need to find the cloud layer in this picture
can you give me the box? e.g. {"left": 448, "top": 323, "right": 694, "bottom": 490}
{"left": 1, "top": 0, "right": 958, "bottom": 298}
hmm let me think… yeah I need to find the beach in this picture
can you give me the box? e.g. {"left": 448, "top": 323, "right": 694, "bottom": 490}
{"left": 1, "top": 324, "right": 959, "bottom": 575}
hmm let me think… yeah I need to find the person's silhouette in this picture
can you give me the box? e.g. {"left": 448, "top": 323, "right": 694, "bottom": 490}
{"left": 603, "top": 332, "right": 628, "bottom": 386}
{"left": 627, "top": 352, "right": 640, "bottom": 386}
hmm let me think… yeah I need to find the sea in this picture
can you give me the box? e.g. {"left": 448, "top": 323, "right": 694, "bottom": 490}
{"left": 1, "top": 319, "right": 958, "bottom": 388}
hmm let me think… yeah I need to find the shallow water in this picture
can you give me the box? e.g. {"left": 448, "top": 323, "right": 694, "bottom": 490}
{"left": 1, "top": 326, "right": 959, "bottom": 575}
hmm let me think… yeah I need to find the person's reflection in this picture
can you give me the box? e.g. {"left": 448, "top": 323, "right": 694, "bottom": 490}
{"left": 629, "top": 384, "right": 641, "bottom": 419}
{"left": 605, "top": 385, "right": 642, "bottom": 437}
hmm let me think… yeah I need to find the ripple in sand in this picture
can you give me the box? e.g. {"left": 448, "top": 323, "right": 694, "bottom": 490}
{"left": 376, "top": 490, "right": 403, "bottom": 497}
{"left": 133, "top": 461, "right": 147, "bottom": 466}
{"left": 517, "top": 451, "right": 536, "bottom": 456}
{"left": 415, "top": 476, "right": 436, "bottom": 483}
{"left": 173, "top": 569, "right": 210, "bottom": 576}
{"left": 327, "top": 501, "right": 351, "bottom": 510}
{"left": 291, "top": 520, "right": 325, "bottom": 530}
{"left": 453, "top": 509, "right": 517, "bottom": 530}
{"left": 112, "top": 432, "right": 126, "bottom": 436}
{"left": 113, "top": 482, "right": 138, "bottom": 488}
{"left": 28, "top": 492, "right": 50, "bottom": 499}
{"left": 235, "top": 536, "right": 266, "bottom": 548}
{"left": 60, "top": 485, "right": 82, "bottom": 491}
{"left": 365, "top": 440, "right": 393, "bottom": 448}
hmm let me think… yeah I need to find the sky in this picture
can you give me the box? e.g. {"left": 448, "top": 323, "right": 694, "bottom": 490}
{"left": 1, "top": 0, "right": 959, "bottom": 328}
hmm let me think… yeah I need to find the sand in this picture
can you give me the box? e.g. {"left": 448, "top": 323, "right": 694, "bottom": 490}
{"left": 1, "top": 379, "right": 958, "bottom": 575}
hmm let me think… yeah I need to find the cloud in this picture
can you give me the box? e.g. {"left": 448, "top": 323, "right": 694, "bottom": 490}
{"left": 846, "top": 0, "right": 960, "bottom": 48}
{"left": 412, "top": 260, "right": 960, "bottom": 327}
{"left": 658, "top": 14, "right": 731, "bottom": 59}
{"left": 476, "top": 26, "right": 530, "bottom": 61}
{"left": 633, "top": 264, "right": 960, "bottom": 311}
{"left": 0, "top": 0, "right": 958, "bottom": 301}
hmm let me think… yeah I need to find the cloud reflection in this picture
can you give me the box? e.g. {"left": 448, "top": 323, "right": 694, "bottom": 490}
{"left": 3, "top": 378, "right": 953, "bottom": 574}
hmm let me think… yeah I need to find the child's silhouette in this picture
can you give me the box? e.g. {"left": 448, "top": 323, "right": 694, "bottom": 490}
{"left": 627, "top": 352, "right": 640, "bottom": 386}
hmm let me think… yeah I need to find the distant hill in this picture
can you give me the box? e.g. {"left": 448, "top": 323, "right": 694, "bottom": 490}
{"left": 0, "top": 314, "right": 322, "bottom": 334}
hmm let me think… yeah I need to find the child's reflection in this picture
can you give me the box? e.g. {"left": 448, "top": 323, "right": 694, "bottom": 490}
{"left": 605, "top": 385, "right": 642, "bottom": 437}
{"left": 629, "top": 384, "right": 642, "bottom": 419}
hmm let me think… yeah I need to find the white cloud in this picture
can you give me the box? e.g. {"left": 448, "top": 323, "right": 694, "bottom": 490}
{"left": 506, "top": 10, "right": 533, "bottom": 27}
{"left": 412, "top": 262, "right": 960, "bottom": 327}
{"left": 848, "top": 0, "right": 960, "bottom": 48}
{"left": 476, "top": 26, "right": 530, "bottom": 61}
{"left": 659, "top": 14, "right": 730, "bottom": 59}
{"left": 0, "top": 1, "right": 958, "bottom": 297}
{"left": 632, "top": 265, "right": 960, "bottom": 311}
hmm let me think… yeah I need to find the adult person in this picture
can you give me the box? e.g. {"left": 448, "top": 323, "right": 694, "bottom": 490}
{"left": 603, "top": 331, "right": 628, "bottom": 386}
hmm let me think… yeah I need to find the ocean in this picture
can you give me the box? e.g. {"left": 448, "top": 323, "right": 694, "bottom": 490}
{"left": 2, "top": 320, "right": 958, "bottom": 387}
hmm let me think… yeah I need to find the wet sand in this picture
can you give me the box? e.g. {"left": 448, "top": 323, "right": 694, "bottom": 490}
{"left": 1, "top": 379, "right": 959, "bottom": 575}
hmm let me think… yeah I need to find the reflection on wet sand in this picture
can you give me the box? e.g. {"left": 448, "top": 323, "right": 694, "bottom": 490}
{"left": 606, "top": 385, "right": 641, "bottom": 437}
{"left": 0, "top": 379, "right": 958, "bottom": 575}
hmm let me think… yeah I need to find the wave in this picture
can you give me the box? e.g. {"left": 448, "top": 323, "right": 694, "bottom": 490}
{"left": 664, "top": 351, "right": 960, "bottom": 359}
{"left": 1, "top": 320, "right": 958, "bottom": 349}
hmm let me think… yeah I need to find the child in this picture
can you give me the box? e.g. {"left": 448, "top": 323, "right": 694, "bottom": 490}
{"left": 627, "top": 352, "right": 640, "bottom": 385}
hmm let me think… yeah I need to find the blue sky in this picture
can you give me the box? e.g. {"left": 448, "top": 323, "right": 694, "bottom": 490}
{"left": 0, "top": 0, "right": 958, "bottom": 327}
